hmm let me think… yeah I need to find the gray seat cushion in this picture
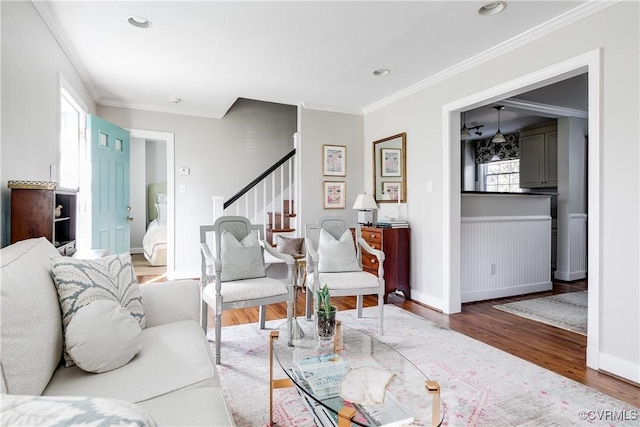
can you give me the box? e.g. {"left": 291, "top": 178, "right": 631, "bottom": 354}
{"left": 137, "top": 387, "right": 233, "bottom": 426}
{"left": 43, "top": 320, "right": 216, "bottom": 403}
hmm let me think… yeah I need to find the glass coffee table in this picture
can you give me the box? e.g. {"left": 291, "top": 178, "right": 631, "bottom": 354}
{"left": 269, "top": 318, "right": 443, "bottom": 426}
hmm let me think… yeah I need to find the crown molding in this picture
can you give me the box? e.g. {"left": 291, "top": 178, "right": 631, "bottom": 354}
{"left": 363, "top": 0, "right": 619, "bottom": 115}
{"left": 99, "top": 99, "right": 226, "bottom": 119}
{"left": 32, "top": 1, "right": 100, "bottom": 103}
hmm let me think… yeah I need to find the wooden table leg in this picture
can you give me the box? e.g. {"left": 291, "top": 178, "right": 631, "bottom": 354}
{"left": 269, "top": 331, "right": 293, "bottom": 426}
{"left": 338, "top": 406, "right": 357, "bottom": 427}
{"left": 426, "top": 380, "right": 441, "bottom": 427}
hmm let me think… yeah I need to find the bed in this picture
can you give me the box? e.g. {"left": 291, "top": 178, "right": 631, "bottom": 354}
{"left": 143, "top": 183, "right": 167, "bottom": 266}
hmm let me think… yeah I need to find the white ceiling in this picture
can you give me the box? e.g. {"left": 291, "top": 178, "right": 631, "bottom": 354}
{"left": 40, "top": 1, "right": 596, "bottom": 120}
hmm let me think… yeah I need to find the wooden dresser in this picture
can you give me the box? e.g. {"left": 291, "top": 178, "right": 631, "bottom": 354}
{"left": 360, "top": 226, "right": 410, "bottom": 302}
{"left": 10, "top": 184, "right": 77, "bottom": 256}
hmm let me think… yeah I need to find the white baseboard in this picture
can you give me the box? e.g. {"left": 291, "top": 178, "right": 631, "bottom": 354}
{"left": 554, "top": 270, "right": 587, "bottom": 281}
{"left": 461, "top": 281, "right": 553, "bottom": 303}
{"left": 410, "top": 289, "right": 445, "bottom": 313}
{"left": 130, "top": 247, "right": 143, "bottom": 254}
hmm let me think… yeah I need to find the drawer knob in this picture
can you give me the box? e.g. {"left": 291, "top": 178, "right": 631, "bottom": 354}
{"left": 369, "top": 234, "right": 376, "bottom": 238}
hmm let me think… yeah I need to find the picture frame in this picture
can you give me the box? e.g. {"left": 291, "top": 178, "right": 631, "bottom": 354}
{"left": 381, "top": 148, "right": 402, "bottom": 177}
{"left": 323, "top": 181, "right": 346, "bottom": 209}
{"left": 322, "top": 145, "right": 346, "bottom": 176}
{"left": 382, "top": 182, "right": 402, "bottom": 202}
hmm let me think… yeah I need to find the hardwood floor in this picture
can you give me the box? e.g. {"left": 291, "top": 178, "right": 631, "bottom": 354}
{"left": 140, "top": 274, "right": 639, "bottom": 408}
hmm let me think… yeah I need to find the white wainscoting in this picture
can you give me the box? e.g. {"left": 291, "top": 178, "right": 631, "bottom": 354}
{"left": 461, "top": 215, "right": 552, "bottom": 303}
{"left": 555, "top": 213, "right": 588, "bottom": 281}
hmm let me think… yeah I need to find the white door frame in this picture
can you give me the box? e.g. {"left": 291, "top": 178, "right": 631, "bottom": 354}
{"left": 129, "top": 128, "right": 175, "bottom": 277}
{"left": 442, "top": 49, "right": 601, "bottom": 370}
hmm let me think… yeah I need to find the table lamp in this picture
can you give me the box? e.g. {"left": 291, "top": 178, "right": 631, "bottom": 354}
{"left": 352, "top": 193, "right": 378, "bottom": 226}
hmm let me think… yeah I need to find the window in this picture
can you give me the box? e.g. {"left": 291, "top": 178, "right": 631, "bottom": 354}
{"left": 59, "top": 86, "right": 86, "bottom": 189}
{"left": 483, "top": 159, "right": 521, "bottom": 193}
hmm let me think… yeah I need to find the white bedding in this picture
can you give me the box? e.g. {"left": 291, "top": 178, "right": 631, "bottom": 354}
{"left": 143, "top": 220, "right": 167, "bottom": 266}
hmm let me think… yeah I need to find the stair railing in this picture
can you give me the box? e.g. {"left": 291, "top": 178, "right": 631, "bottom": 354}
{"left": 212, "top": 147, "right": 298, "bottom": 237}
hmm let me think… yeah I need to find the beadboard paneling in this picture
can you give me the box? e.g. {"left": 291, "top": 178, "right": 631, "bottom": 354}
{"left": 461, "top": 216, "right": 552, "bottom": 302}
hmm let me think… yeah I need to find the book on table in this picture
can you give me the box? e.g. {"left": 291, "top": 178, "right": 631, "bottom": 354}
{"left": 293, "top": 353, "right": 349, "bottom": 399}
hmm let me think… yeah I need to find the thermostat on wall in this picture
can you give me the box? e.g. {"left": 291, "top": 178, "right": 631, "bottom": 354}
{"left": 179, "top": 167, "right": 190, "bottom": 176}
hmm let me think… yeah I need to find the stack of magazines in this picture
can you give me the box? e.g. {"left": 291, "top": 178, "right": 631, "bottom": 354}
{"left": 376, "top": 219, "right": 409, "bottom": 229}
{"left": 291, "top": 354, "right": 349, "bottom": 399}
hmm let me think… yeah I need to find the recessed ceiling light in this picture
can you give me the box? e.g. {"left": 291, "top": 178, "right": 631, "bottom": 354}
{"left": 171, "top": 97, "right": 183, "bottom": 104}
{"left": 373, "top": 69, "right": 391, "bottom": 77}
{"left": 127, "top": 16, "right": 151, "bottom": 29}
{"left": 478, "top": 2, "right": 507, "bottom": 16}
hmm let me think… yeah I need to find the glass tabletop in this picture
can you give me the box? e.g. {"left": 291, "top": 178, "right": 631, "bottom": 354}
{"left": 271, "top": 317, "right": 443, "bottom": 426}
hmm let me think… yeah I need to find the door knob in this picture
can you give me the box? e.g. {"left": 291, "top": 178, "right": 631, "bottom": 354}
{"left": 127, "top": 216, "right": 134, "bottom": 222}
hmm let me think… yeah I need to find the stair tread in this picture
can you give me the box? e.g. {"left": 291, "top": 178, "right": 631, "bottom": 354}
{"left": 267, "top": 228, "right": 296, "bottom": 233}
{"left": 268, "top": 212, "right": 296, "bottom": 217}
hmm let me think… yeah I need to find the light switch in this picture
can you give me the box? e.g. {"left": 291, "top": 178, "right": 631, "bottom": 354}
{"left": 426, "top": 181, "right": 433, "bottom": 192}
{"left": 179, "top": 185, "right": 186, "bottom": 194}
{"left": 179, "top": 167, "right": 190, "bottom": 176}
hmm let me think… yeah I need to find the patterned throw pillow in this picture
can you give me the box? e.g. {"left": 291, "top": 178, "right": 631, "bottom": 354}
{"left": 276, "top": 235, "right": 304, "bottom": 256}
{"left": 1, "top": 394, "right": 157, "bottom": 426}
{"left": 318, "top": 228, "right": 361, "bottom": 273}
{"left": 51, "top": 254, "right": 145, "bottom": 368}
{"left": 219, "top": 230, "right": 266, "bottom": 282}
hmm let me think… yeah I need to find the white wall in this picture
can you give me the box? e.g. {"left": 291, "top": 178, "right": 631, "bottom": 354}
{"left": 298, "top": 107, "right": 364, "bottom": 226}
{"left": 363, "top": 2, "right": 639, "bottom": 383}
{"left": 98, "top": 99, "right": 296, "bottom": 277}
{"left": 0, "top": 1, "right": 97, "bottom": 246}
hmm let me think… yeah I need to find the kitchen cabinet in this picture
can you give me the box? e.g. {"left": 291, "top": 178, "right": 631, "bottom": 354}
{"left": 9, "top": 182, "right": 77, "bottom": 255}
{"left": 360, "top": 226, "right": 410, "bottom": 302}
{"left": 519, "top": 122, "right": 557, "bottom": 188}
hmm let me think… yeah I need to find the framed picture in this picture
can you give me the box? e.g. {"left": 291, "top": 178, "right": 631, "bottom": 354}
{"left": 381, "top": 148, "right": 402, "bottom": 177}
{"left": 323, "top": 145, "right": 346, "bottom": 176}
{"left": 382, "top": 182, "right": 402, "bottom": 202}
{"left": 323, "top": 181, "right": 346, "bottom": 209}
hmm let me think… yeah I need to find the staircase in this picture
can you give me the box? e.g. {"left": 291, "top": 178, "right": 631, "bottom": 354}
{"left": 266, "top": 199, "right": 296, "bottom": 244}
{"left": 213, "top": 139, "right": 301, "bottom": 244}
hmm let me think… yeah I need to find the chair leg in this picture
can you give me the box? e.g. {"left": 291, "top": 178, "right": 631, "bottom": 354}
{"left": 305, "top": 285, "right": 313, "bottom": 321}
{"left": 378, "top": 295, "right": 384, "bottom": 335}
{"left": 259, "top": 305, "right": 266, "bottom": 329}
{"left": 356, "top": 295, "right": 363, "bottom": 318}
{"left": 200, "top": 300, "right": 208, "bottom": 333}
{"left": 215, "top": 312, "right": 222, "bottom": 365}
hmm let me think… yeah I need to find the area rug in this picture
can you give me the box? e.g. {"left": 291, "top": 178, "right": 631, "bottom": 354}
{"left": 492, "top": 291, "right": 588, "bottom": 335}
{"left": 212, "top": 305, "right": 637, "bottom": 426}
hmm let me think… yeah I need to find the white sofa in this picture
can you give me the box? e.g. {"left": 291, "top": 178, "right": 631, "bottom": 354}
{"left": 0, "top": 237, "right": 234, "bottom": 426}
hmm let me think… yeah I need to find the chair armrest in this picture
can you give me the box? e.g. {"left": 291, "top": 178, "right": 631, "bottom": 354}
{"left": 140, "top": 280, "right": 201, "bottom": 328}
{"left": 262, "top": 240, "right": 295, "bottom": 267}
{"left": 358, "top": 237, "right": 385, "bottom": 263}
{"left": 200, "top": 242, "right": 221, "bottom": 275}
{"left": 304, "top": 237, "right": 319, "bottom": 273}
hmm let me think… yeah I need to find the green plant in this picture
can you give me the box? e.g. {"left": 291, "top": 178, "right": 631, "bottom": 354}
{"left": 316, "top": 284, "right": 334, "bottom": 317}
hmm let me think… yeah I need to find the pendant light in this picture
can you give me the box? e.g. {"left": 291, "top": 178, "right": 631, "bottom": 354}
{"left": 461, "top": 112, "right": 471, "bottom": 139}
{"left": 491, "top": 105, "right": 506, "bottom": 143}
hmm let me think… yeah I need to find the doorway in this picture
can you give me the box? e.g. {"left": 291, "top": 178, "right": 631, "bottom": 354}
{"left": 443, "top": 50, "right": 601, "bottom": 370}
{"left": 129, "top": 129, "right": 175, "bottom": 277}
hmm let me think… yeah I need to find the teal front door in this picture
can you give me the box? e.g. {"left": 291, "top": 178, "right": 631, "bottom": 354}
{"left": 88, "top": 115, "right": 131, "bottom": 254}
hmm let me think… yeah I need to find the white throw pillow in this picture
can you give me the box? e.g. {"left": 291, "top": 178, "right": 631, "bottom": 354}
{"left": 318, "top": 228, "right": 361, "bottom": 273}
{"left": 155, "top": 202, "right": 167, "bottom": 225}
{"left": 66, "top": 300, "right": 142, "bottom": 373}
{"left": 220, "top": 230, "right": 266, "bottom": 282}
{"left": 51, "top": 253, "right": 145, "bottom": 367}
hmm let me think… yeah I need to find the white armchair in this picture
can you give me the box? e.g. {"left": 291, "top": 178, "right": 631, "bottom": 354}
{"left": 304, "top": 216, "right": 385, "bottom": 334}
{"left": 200, "top": 216, "right": 294, "bottom": 364}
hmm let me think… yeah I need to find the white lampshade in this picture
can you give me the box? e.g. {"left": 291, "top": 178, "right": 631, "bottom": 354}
{"left": 352, "top": 193, "right": 378, "bottom": 210}
{"left": 352, "top": 193, "right": 378, "bottom": 226}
